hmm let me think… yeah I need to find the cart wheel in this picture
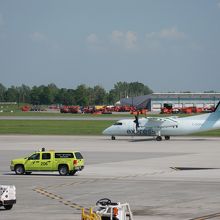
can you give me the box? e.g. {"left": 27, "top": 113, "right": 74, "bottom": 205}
{"left": 4, "top": 205, "right": 13, "bottom": 210}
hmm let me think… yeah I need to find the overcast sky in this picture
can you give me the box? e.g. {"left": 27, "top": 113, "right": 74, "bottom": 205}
{"left": 0, "top": 0, "right": 220, "bottom": 92}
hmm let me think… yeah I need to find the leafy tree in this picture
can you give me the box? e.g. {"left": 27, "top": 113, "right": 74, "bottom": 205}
{"left": 110, "top": 81, "right": 153, "bottom": 103}
{"left": 93, "top": 85, "right": 107, "bottom": 105}
{"left": 128, "top": 82, "right": 152, "bottom": 97}
{"left": 5, "top": 86, "right": 18, "bottom": 102}
{"left": 55, "top": 88, "right": 75, "bottom": 105}
{"left": 17, "top": 84, "right": 31, "bottom": 103}
{"left": 39, "top": 84, "right": 59, "bottom": 104}
{"left": 0, "top": 83, "right": 6, "bottom": 101}
{"left": 0, "top": 82, "right": 153, "bottom": 106}
{"left": 74, "top": 84, "right": 90, "bottom": 106}
{"left": 47, "top": 83, "right": 59, "bottom": 103}
{"left": 107, "top": 89, "right": 117, "bottom": 105}
{"left": 30, "top": 86, "right": 42, "bottom": 104}
{"left": 39, "top": 86, "right": 52, "bottom": 104}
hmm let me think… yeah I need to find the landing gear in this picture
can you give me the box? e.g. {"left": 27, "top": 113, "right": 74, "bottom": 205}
{"left": 165, "top": 136, "right": 170, "bottom": 140}
{"left": 156, "top": 136, "right": 162, "bottom": 141}
{"left": 111, "top": 136, "right": 116, "bottom": 140}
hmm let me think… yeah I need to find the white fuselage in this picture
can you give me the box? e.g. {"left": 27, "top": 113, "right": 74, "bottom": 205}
{"left": 102, "top": 112, "right": 220, "bottom": 137}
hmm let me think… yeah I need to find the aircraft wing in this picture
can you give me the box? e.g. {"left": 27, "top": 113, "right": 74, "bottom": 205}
{"left": 144, "top": 117, "right": 178, "bottom": 128}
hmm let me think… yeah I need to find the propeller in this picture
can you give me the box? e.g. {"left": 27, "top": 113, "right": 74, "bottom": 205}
{"left": 133, "top": 112, "right": 139, "bottom": 131}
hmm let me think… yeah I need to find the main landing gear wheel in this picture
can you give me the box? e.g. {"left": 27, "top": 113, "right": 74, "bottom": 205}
{"left": 156, "top": 136, "right": 162, "bottom": 141}
{"left": 111, "top": 136, "right": 116, "bottom": 140}
{"left": 165, "top": 136, "right": 170, "bottom": 140}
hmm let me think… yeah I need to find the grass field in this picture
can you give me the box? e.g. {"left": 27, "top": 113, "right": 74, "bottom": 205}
{"left": 0, "top": 120, "right": 115, "bottom": 135}
{"left": 0, "top": 120, "right": 219, "bottom": 136}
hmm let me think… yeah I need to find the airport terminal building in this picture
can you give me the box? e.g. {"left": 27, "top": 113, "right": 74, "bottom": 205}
{"left": 120, "top": 93, "right": 220, "bottom": 112}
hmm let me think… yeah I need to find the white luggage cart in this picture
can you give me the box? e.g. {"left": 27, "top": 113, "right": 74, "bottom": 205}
{"left": 0, "top": 185, "right": 16, "bottom": 210}
{"left": 94, "top": 198, "right": 133, "bottom": 220}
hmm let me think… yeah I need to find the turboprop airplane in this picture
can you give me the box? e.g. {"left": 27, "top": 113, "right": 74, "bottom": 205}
{"left": 102, "top": 102, "right": 220, "bottom": 141}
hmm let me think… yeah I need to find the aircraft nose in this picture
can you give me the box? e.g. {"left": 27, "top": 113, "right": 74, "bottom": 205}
{"left": 102, "top": 127, "right": 112, "bottom": 135}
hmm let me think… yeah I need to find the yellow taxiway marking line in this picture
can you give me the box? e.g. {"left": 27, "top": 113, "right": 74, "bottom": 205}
{"left": 189, "top": 213, "right": 220, "bottom": 220}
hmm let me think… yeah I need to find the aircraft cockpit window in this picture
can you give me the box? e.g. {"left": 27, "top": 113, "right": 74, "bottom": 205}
{"left": 114, "top": 122, "right": 123, "bottom": 126}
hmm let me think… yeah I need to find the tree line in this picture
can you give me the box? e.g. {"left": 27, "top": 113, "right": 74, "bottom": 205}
{"left": 0, "top": 82, "right": 153, "bottom": 106}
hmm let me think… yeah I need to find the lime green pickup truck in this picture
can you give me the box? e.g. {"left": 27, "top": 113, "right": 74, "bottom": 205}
{"left": 10, "top": 149, "right": 84, "bottom": 176}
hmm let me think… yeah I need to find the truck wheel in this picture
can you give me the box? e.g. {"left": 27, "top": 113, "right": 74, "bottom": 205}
{"left": 58, "top": 165, "right": 69, "bottom": 176}
{"left": 69, "top": 170, "right": 77, "bottom": 176}
{"left": 15, "top": 165, "right": 25, "bottom": 175}
{"left": 4, "top": 205, "right": 13, "bottom": 210}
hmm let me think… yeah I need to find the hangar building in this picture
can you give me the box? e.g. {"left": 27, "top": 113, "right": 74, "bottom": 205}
{"left": 120, "top": 93, "right": 220, "bottom": 112}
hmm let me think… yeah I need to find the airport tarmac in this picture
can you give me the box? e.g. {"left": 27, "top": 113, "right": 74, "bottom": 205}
{"left": 1, "top": 135, "right": 220, "bottom": 220}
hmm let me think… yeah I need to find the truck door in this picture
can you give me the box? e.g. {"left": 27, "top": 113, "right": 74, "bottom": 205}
{"left": 40, "top": 153, "right": 52, "bottom": 171}
{"left": 25, "top": 153, "right": 40, "bottom": 171}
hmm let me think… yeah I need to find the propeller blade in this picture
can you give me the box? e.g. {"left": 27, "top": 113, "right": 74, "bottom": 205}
{"left": 134, "top": 114, "right": 139, "bottom": 129}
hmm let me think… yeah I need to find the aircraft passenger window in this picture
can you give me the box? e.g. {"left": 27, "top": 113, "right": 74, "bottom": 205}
{"left": 114, "top": 122, "right": 123, "bottom": 126}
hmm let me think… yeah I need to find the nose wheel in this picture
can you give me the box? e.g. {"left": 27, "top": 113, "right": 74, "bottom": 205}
{"left": 156, "top": 136, "right": 162, "bottom": 141}
{"left": 111, "top": 136, "right": 116, "bottom": 140}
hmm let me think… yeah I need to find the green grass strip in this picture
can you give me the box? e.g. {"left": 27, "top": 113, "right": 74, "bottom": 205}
{"left": 0, "top": 119, "right": 219, "bottom": 136}
{"left": 0, "top": 120, "right": 115, "bottom": 135}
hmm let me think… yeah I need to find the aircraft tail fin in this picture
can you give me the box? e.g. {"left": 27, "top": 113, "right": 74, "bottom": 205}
{"left": 214, "top": 101, "right": 220, "bottom": 113}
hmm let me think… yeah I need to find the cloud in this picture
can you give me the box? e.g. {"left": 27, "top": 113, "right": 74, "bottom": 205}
{"left": 111, "top": 30, "right": 138, "bottom": 49}
{"left": 125, "top": 31, "right": 137, "bottom": 49}
{"left": 146, "top": 27, "right": 187, "bottom": 40}
{"left": 218, "top": 1, "right": 220, "bottom": 8}
{"left": 86, "top": 33, "right": 106, "bottom": 51}
{"left": 86, "top": 33, "right": 98, "bottom": 44}
{"left": 111, "top": 30, "right": 124, "bottom": 43}
{"left": 86, "top": 28, "right": 187, "bottom": 52}
{"left": 160, "top": 27, "right": 187, "bottom": 40}
{"left": 30, "top": 32, "right": 46, "bottom": 42}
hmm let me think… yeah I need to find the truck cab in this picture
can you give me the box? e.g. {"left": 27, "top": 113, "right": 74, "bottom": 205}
{"left": 10, "top": 148, "right": 84, "bottom": 176}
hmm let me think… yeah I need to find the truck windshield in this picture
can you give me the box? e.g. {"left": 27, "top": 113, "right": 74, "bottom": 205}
{"left": 29, "top": 153, "right": 40, "bottom": 160}
{"left": 75, "top": 152, "right": 83, "bottom": 159}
